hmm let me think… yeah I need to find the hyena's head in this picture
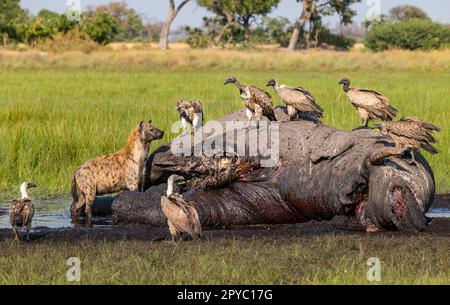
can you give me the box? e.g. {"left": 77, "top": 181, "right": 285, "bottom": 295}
{"left": 139, "top": 119, "right": 164, "bottom": 143}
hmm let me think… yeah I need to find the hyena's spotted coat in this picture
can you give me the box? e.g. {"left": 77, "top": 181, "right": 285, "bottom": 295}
{"left": 71, "top": 120, "right": 164, "bottom": 220}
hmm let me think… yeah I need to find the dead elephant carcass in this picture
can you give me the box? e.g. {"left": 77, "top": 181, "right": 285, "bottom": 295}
{"left": 112, "top": 107, "right": 435, "bottom": 233}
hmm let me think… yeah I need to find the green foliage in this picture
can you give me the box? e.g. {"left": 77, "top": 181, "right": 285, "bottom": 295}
{"left": 56, "top": 14, "right": 79, "bottom": 34}
{"left": 24, "top": 17, "right": 54, "bottom": 44}
{"left": 185, "top": 26, "right": 210, "bottom": 48}
{"left": 0, "top": 0, "right": 29, "bottom": 41}
{"left": 23, "top": 10, "right": 79, "bottom": 45}
{"left": 365, "top": 19, "right": 450, "bottom": 51}
{"left": 196, "top": 0, "right": 280, "bottom": 43}
{"left": 309, "top": 0, "right": 361, "bottom": 25}
{"left": 389, "top": 5, "right": 430, "bottom": 22}
{"left": 251, "top": 16, "right": 292, "bottom": 46}
{"left": 318, "top": 28, "right": 355, "bottom": 50}
{"left": 93, "top": 2, "right": 145, "bottom": 41}
{"left": 197, "top": 0, "right": 280, "bottom": 17}
{"left": 81, "top": 12, "right": 119, "bottom": 45}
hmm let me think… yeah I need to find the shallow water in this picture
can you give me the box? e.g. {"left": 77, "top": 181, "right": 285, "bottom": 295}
{"left": 0, "top": 196, "right": 112, "bottom": 229}
{"left": 425, "top": 207, "right": 450, "bottom": 218}
{"left": 0, "top": 197, "right": 448, "bottom": 230}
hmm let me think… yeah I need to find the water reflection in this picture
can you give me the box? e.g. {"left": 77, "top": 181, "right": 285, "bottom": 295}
{"left": 0, "top": 196, "right": 449, "bottom": 230}
{"left": 0, "top": 196, "right": 112, "bottom": 229}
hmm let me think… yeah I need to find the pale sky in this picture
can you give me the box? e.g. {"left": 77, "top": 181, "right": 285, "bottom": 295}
{"left": 20, "top": 0, "right": 450, "bottom": 28}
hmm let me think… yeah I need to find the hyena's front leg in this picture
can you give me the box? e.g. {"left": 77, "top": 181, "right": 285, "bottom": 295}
{"left": 84, "top": 190, "right": 96, "bottom": 222}
{"left": 125, "top": 171, "right": 140, "bottom": 192}
{"left": 71, "top": 192, "right": 86, "bottom": 218}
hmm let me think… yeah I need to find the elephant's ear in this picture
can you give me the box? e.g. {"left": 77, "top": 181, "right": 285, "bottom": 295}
{"left": 309, "top": 130, "right": 355, "bottom": 163}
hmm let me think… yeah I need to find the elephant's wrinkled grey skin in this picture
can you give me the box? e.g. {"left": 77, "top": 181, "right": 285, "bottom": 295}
{"left": 112, "top": 107, "right": 435, "bottom": 233}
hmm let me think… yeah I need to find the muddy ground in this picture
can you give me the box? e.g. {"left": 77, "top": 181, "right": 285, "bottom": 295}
{"left": 0, "top": 194, "right": 449, "bottom": 243}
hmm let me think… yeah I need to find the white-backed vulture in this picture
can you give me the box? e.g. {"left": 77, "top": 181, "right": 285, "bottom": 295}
{"left": 372, "top": 117, "right": 441, "bottom": 164}
{"left": 9, "top": 182, "right": 37, "bottom": 241}
{"left": 176, "top": 100, "right": 203, "bottom": 132}
{"left": 339, "top": 78, "right": 397, "bottom": 130}
{"left": 266, "top": 79, "right": 323, "bottom": 120}
{"left": 224, "top": 76, "right": 277, "bottom": 121}
{"left": 160, "top": 175, "right": 203, "bottom": 241}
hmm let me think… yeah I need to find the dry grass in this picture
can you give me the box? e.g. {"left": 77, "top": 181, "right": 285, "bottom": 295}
{"left": 1, "top": 48, "right": 450, "bottom": 72}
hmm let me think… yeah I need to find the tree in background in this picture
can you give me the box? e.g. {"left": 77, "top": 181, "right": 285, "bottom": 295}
{"left": 362, "top": 14, "right": 389, "bottom": 31}
{"left": 251, "top": 16, "right": 292, "bottom": 46}
{"left": 160, "top": 0, "right": 191, "bottom": 50}
{"left": 143, "top": 17, "right": 164, "bottom": 43}
{"left": 363, "top": 5, "right": 430, "bottom": 31}
{"left": 0, "top": 0, "right": 29, "bottom": 46}
{"left": 81, "top": 11, "right": 119, "bottom": 45}
{"left": 389, "top": 5, "right": 430, "bottom": 22}
{"left": 23, "top": 9, "right": 80, "bottom": 45}
{"left": 93, "top": 1, "right": 145, "bottom": 41}
{"left": 364, "top": 5, "right": 449, "bottom": 52}
{"left": 197, "top": 0, "right": 280, "bottom": 44}
{"left": 287, "top": 0, "right": 360, "bottom": 51}
{"left": 365, "top": 18, "right": 450, "bottom": 51}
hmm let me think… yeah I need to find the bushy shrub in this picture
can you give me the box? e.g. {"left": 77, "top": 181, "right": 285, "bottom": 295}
{"left": 81, "top": 12, "right": 119, "bottom": 45}
{"left": 36, "top": 29, "right": 98, "bottom": 53}
{"left": 318, "top": 28, "right": 355, "bottom": 50}
{"left": 185, "top": 27, "right": 210, "bottom": 49}
{"left": 365, "top": 19, "right": 450, "bottom": 51}
{"left": 251, "top": 17, "right": 292, "bottom": 47}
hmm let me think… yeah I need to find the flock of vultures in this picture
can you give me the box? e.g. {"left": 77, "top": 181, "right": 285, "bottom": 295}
{"left": 9, "top": 77, "right": 441, "bottom": 242}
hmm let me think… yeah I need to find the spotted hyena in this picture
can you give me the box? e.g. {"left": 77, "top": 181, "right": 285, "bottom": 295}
{"left": 71, "top": 120, "right": 164, "bottom": 220}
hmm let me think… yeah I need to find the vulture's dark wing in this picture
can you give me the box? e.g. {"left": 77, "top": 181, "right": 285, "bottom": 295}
{"left": 400, "top": 117, "right": 441, "bottom": 132}
{"left": 249, "top": 86, "right": 277, "bottom": 121}
{"left": 348, "top": 88, "right": 397, "bottom": 120}
{"left": 387, "top": 119, "right": 438, "bottom": 143}
{"left": 294, "top": 87, "right": 316, "bottom": 102}
{"left": 9, "top": 199, "right": 32, "bottom": 226}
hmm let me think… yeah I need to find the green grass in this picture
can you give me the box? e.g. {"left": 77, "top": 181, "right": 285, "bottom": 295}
{"left": 0, "top": 68, "right": 448, "bottom": 196}
{"left": 0, "top": 235, "right": 448, "bottom": 284}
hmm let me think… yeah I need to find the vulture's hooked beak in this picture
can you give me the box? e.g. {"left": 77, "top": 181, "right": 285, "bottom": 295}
{"left": 28, "top": 183, "right": 37, "bottom": 189}
{"left": 266, "top": 79, "right": 276, "bottom": 87}
{"left": 224, "top": 78, "right": 235, "bottom": 85}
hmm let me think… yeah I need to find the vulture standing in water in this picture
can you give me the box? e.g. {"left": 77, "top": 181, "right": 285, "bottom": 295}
{"left": 176, "top": 100, "right": 204, "bottom": 133}
{"left": 224, "top": 76, "right": 277, "bottom": 122}
{"left": 9, "top": 182, "right": 37, "bottom": 241}
{"left": 339, "top": 78, "right": 397, "bottom": 130}
{"left": 371, "top": 117, "right": 441, "bottom": 164}
{"left": 160, "top": 175, "right": 203, "bottom": 241}
{"left": 266, "top": 79, "right": 324, "bottom": 121}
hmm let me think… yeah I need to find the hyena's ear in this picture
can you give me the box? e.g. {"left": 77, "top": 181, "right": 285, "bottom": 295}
{"left": 148, "top": 118, "right": 152, "bottom": 124}
{"left": 139, "top": 121, "right": 144, "bottom": 133}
